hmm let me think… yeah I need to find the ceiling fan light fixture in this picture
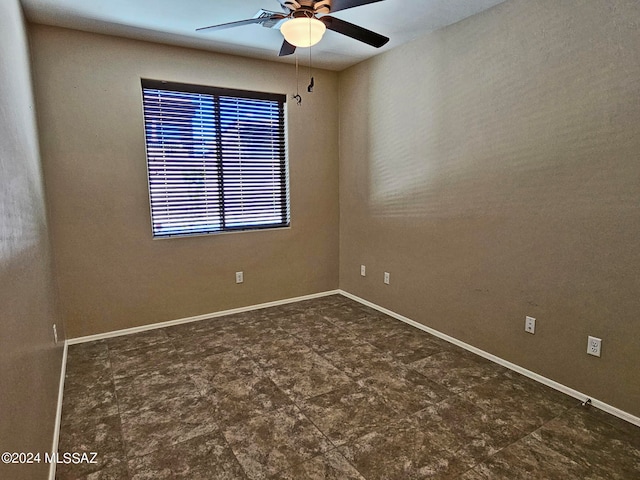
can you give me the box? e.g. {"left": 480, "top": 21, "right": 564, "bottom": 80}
{"left": 280, "top": 17, "right": 326, "bottom": 47}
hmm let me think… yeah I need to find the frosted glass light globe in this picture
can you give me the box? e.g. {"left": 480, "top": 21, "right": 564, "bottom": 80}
{"left": 280, "top": 17, "right": 326, "bottom": 48}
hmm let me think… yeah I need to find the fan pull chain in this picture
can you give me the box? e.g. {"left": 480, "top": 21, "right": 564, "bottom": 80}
{"left": 293, "top": 52, "right": 302, "bottom": 105}
{"left": 308, "top": 20, "right": 314, "bottom": 93}
{"left": 307, "top": 50, "right": 314, "bottom": 93}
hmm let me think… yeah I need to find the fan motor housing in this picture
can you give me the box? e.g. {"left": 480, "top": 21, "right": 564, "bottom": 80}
{"left": 281, "top": 1, "right": 332, "bottom": 15}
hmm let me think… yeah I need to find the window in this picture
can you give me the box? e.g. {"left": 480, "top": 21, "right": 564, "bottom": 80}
{"left": 141, "top": 79, "right": 289, "bottom": 238}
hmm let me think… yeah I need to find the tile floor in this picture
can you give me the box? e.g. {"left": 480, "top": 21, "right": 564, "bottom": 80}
{"left": 56, "top": 295, "right": 640, "bottom": 479}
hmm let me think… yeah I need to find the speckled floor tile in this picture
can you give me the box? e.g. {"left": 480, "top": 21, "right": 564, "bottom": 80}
{"left": 458, "top": 467, "right": 490, "bottom": 480}
{"left": 228, "top": 318, "right": 287, "bottom": 341}
{"left": 580, "top": 405, "right": 640, "bottom": 450}
{"left": 61, "top": 367, "right": 118, "bottom": 422}
{"left": 531, "top": 406, "right": 640, "bottom": 479}
{"left": 65, "top": 341, "right": 110, "bottom": 379}
{"left": 409, "top": 349, "right": 506, "bottom": 394}
{"left": 57, "top": 462, "right": 130, "bottom": 480}
{"left": 286, "top": 313, "right": 367, "bottom": 353}
{"left": 338, "top": 412, "right": 464, "bottom": 480}
{"left": 127, "top": 432, "right": 247, "bottom": 480}
{"left": 318, "top": 302, "right": 372, "bottom": 324}
{"left": 368, "top": 328, "right": 459, "bottom": 364}
{"left": 357, "top": 366, "right": 452, "bottom": 415}
{"left": 182, "top": 349, "right": 263, "bottom": 394}
{"left": 223, "top": 404, "right": 333, "bottom": 480}
{"left": 113, "top": 364, "right": 200, "bottom": 414}
{"left": 413, "top": 449, "right": 479, "bottom": 479}
{"left": 340, "top": 311, "right": 416, "bottom": 341}
{"left": 311, "top": 294, "right": 356, "bottom": 310}
{"left": 258, "top": 348, "right": 352, "bottom": 402}
{"left": 436, "top": 396, "right": 522, "bottom": 465}
{"left": 503, "top": 370, "right": 579, "bottom": 410}
{"left": 168, "top": 327, "right": 244, "bottom": 358}
{"left": 420, "top": 395, "right": 526, "bottom": 464}
{"left": 458, "top": 371, "right": 576, "bottom": 433}
{"left": 290, "top": 295, "right": 360, "bottom": 314}
{"left": 320, "top": 342, "right": 403, "bottom": 379}
{"left": 240, "top": 310, "right": 302, "bottom": 330}
{"left": 241, "top": 305, "right": 296, "bottom": 321}
{"left": 208, "top": 375, "right": 293, "bottom": 428}
{"left": 274, "top": 311, "right": 337, "bottom": 334}
{"left": 299, "top": 326, "right": 367, "bottom": 354}
{"left": 298, "top": 383, "right": 400, "bottom": 445}
{"left": 244, "top": 335, "right": 312, "bottom": 365}
{"left": 106, "top": 329, "right": 170, "bottom": 354}
{"left": 340, "top": 395, "right": 524, "bottom": 479}
{"left": 56, "top": 415, "right": 127, "bottom": 479}
{"left": 119, "top": 394, "right": 219, "bottom": 458}
{"left": 472, "top": 435, "right": 588, "bottom": 479}
{"left": 109, "top": 341, "right": 183, "bottom": 380}
{"left": 220, "top": 311, "right": 271, "bottom": 327}
{"left": 163, "top": 317, "right": 226, "bottom": 338}
{"left": 271, "top": 299, "right": 328, "bottom": 316}
{"left": 272, "top": 449, "right": 365, "bottom": 480}
{"left": 168, "top": 313, "right": 282, "bottom": 347}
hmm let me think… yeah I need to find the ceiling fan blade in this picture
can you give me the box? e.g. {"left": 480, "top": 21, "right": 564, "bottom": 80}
{"left": 197, "top": 15, "right": 285, "bottom": 32}
{"left": 329, "top": 0, "right": 386, "bottom": 13}
{"left": 320, "top": 16, "right": 389, "bottom": 48}
{"left": 279, "top": 40, "right": 296, "bottom": 56}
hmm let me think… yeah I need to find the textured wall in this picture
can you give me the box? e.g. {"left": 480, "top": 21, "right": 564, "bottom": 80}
{"left": 339, "top": 0, "right": 640, "bottom": 416}
{"left": 30, "top": 25, "right": 340, "bottom": 338}
{"left": 0, "top": 1, "right": 63, "bottom": 479}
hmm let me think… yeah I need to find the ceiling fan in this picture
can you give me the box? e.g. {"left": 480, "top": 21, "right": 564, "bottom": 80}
{"left": 196, "top": 0, "right": 390, "bottom": 57}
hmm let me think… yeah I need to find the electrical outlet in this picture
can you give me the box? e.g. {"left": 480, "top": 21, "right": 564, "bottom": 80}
{"left": 235, "top": 271, "right": 244, "bottom": 284}
{"left": 360, "top": 265, "right": 366, "bottom": 276}
{"left": 52, "top": 324, "right": 58, "bottom": 344}
{"left": 384, "top": 272, "right": 390, "bottom": 285}
{"left": 525, "top": 316, "right": 536, "bottom": 334}
{"left": 587, "top": 336, "right": 602, "bottom": 357}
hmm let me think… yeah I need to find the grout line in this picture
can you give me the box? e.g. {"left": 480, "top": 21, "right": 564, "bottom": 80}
{"left": 448, "top": 386, "right": 582, "bottom": 476}
{"left": 104, "top": 340, "right": 132, "bottom": 479}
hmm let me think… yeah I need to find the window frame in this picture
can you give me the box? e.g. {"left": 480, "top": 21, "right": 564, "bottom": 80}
{"left": 140, "top": 79, "right": 290, "bottom": 239}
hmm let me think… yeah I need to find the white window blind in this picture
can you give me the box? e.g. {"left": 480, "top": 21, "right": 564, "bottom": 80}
{"left": 141, "top": 79, "right": 289, "bottom": 238}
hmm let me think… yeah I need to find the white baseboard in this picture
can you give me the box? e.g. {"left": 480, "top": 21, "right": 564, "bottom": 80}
{"left": 67, "top": 290, "right": 341, "bottom": 345}
{"left": 62, "top": 287, "right": 638, "bottom": 428}
{"left": 49, "top": 341, "right": 68, "bottom": 480}
{"left": 339, "top": 290, "right": 640, "bottom": 428}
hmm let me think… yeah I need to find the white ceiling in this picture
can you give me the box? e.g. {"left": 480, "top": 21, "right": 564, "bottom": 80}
{"left": 20, "top": 0, "right": 507, "bottom": 71}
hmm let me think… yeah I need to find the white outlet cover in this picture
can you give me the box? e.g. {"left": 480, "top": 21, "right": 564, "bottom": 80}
{"left": 360, "top": 265, "right": 366, "bottom": 276}
{"left": 384, "top": 272, "right": 390, "bottom": 284}
{"left": 235, "top": 271, "right": 244, "bottom": 284}
{"left": 525, "top": 316, "right": 536, "bottom": 334}
{"left": 587, "top": 336, "right": 602, "bottom": 357}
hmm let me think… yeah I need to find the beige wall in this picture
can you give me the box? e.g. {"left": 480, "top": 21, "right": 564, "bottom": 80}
{"left": 0, "top": 1, "right": 63, "bottom": 479}
{"left": 339, "top": 0, "right": 640, "bottom": 416}
{"left": 29, "top": 25, "right": 340, "bottom": 338}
